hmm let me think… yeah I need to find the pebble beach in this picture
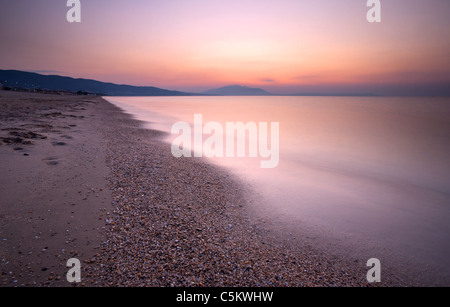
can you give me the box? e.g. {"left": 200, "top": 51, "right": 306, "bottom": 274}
{"left": 0, "top": 91, "right": 412, "bottom": 287}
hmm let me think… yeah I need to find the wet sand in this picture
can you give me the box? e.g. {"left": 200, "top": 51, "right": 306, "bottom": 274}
{"left": 0, "top": 91, "right": 412, "bottom": 287}
{"left": 0, "top": 91, "right": 111, "bottom": 286}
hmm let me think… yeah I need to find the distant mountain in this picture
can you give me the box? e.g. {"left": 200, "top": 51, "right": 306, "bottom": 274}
{"left": 0, "top": 70, "right": 195, "bottom": 96}
{"left": 203, "top": 85, "right": 272, "bottom": 96}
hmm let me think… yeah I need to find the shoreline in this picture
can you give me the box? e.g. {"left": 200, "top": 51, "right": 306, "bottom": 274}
{"left": 1, "top": 91, "right": 414, "bottom": 286}
{"left": 91, "top": 97, "right": 411, "bottom": 287}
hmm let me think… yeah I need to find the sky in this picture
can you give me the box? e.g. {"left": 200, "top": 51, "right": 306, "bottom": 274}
{"left": 1, "top": 0, "right": 450, "bottom": 95}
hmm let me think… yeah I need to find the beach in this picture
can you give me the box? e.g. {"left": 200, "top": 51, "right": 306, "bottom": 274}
{"left": 0, "top": 91, "right": 413, "bottom": 287}
{"left": 0, "top": 91, "right": 111, "bottom": 286}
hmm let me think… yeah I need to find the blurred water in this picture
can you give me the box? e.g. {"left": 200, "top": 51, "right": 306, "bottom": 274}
{"left": 106, "top": 96, "right": 450, "bottom": 284}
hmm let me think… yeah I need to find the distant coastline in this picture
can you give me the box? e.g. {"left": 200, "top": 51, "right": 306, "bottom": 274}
{"left": 0, "top": 70, "right": 196, "bottom": 97}
{"left": 1, "top": 69, "right": 381, "bottom": 97}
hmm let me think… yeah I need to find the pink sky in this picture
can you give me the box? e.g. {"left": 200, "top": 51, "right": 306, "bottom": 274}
{"left": 1, "top": 0, "right": 449, "bottom": 95}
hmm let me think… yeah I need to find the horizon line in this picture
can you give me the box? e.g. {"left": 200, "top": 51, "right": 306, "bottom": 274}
{"left": 1, "top": 69, "right": 450, "bottom": 97}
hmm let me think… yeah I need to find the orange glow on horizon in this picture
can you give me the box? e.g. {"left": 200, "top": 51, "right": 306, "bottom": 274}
{"left": 1, "top": 0, "right": 449, "bottom": 94}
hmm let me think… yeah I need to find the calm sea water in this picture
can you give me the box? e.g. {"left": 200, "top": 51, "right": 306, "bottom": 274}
{"left": 105, "top": 96, "right": 450, "bottom": 283}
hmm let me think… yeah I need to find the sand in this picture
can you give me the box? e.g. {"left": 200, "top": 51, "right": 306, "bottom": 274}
{"left": 0, "top": 91, "right": 411, "bottom": 287}
{"left": 0, "top": 91, "right": 111, "bottom": 286}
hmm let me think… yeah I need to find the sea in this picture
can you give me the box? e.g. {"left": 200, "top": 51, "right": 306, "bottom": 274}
{"left": 105, "top": 95, "right": 450, "bottom": 285}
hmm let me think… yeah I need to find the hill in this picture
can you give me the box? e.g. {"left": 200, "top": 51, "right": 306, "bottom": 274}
{"left": 0, "top": 70, "right": 194, "bottom": 96}
{"left": 203, "top": 85, "right": 272, "bottom": 96}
